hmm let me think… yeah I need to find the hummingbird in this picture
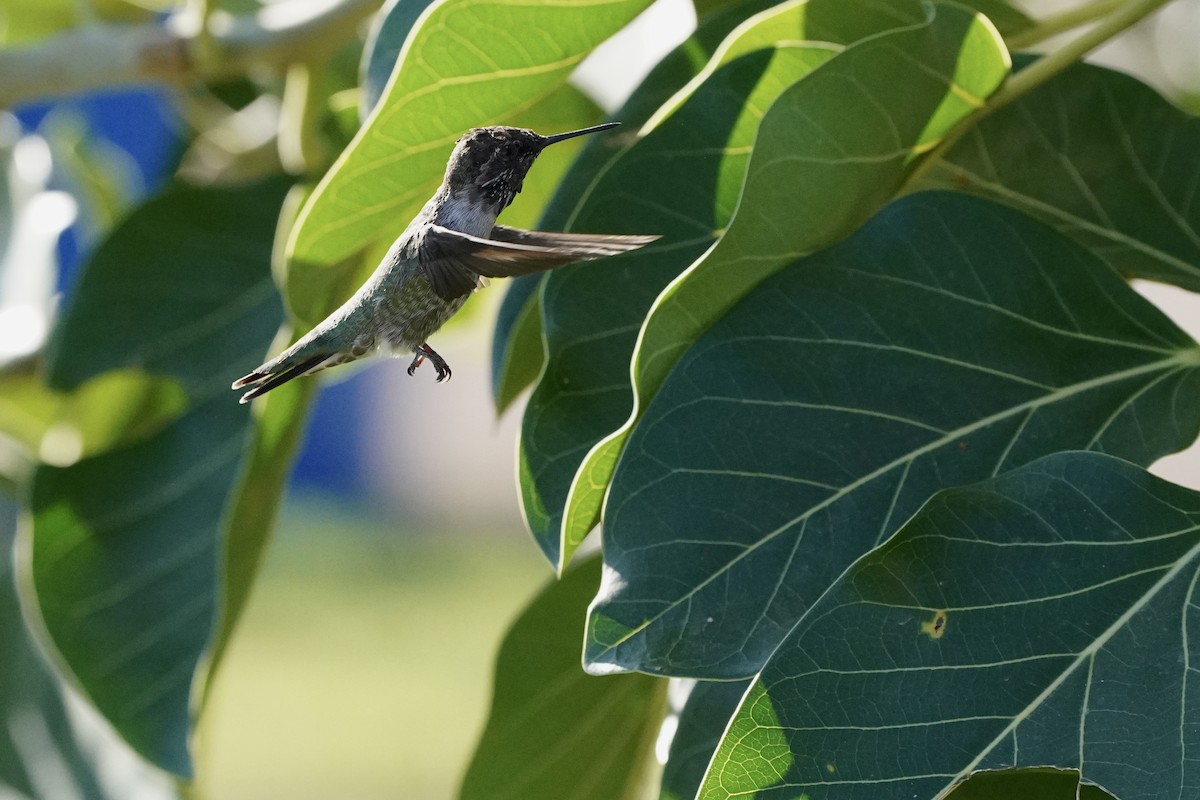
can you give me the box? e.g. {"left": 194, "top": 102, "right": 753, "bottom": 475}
{"left": 233, "top": 121, "right": 656, "bottom": 403}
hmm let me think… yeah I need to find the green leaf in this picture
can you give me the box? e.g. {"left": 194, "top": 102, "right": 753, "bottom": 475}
{"left": 359, "top": 0, "right": 439, "bottom": 118}
{"left": 286, "top": 0, "right": 655, "bottom": 269}
{"left": 922, "top": 59, "right": 1200, "bottom": 291}
{"left": 490, "top": 0, "right": 783, "bottom": 414}
{"left": 206, "top": 184, "right": 322, "bottom": 708}
{"left": 649, "top": 0, "right": 932, "bottom": 128}
{"left": 586, "top": 192, "right": 1200, "bottom": 678}
{"left": 529, "top": 0, "right": 1010, "bottom": 569}
{"left": 459, "top": 556, "right": 666, "bottom": 800}
{"left": 491, "top": 279, "right": 542, "bottom": 414}
{"left": 43, "top": 179, "right": 289, "bottom": 397}
{"left": 697, "top": 452, "right": 1200, "bottom": 800}
{"left": 288, "top": 82, "right": 601, "bottom": 327}
{"left": 659, "top": 680, "right": 750, "bottom": 800}
{"left": 0, "top": 363, "right": 187, "bottom": 471}
{"left": 956, "top": 0, "right": 1032, "bottom": 38}
{"left": 520, "top": 41, "right": 837, "bottom": 566}
{"left": 202, "top": 359, "right": 316, "bottom": 704}
{"left": 23, "top": 179, "right": 289, "bottom": 776}
{"left": 691, "top": 0, "right": 749, "bottom": 22}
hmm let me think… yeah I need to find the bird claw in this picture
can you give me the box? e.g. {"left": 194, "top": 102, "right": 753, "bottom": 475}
{"left": 408, "top": 345, "right": 452, "bottom": 382}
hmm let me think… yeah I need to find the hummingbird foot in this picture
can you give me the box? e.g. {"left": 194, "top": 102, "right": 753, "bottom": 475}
{"left": 407, "top": 344, "right": 452, "bottom": 382}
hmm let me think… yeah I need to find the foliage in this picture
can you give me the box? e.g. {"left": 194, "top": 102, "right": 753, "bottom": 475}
{"left": 1, "top": 0, "right": 1198, "bottom": 798}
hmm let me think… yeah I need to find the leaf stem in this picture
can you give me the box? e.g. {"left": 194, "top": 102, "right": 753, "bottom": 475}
{"left": 1007, "top": 0, "right": 1127, "bottom": 50}
{"left": 190, "top": 0, "right": 219, "bottom": 73}
{"left": 994, "top": 0, "right": 1174, "bottom": 113}
{"left": 904, "top": 0, "right": 1175, "bottom": 192}
{"left": 279, "top": 62, "right": 330, "bottom": 177}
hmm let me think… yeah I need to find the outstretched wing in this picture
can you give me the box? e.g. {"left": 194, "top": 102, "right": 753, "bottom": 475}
{"left": 418, "top": 224, "right": 658, "bottom": 301}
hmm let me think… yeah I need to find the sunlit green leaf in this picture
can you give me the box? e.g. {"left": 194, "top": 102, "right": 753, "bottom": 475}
{"left": 922, "top": 60, "right": 1200, "bottom": 291}
{"left": 291, "top": 0, "right": 605, "bottom": 328}
{"left": 24, "top": 179, "right": 289, "bottom": 776}
{"left": 286, "top": 81, "right": 602, "bottom": 334}
{"left": 587, "top": 192, "right": 1200, "bottom": 678}
{"left": 0, "top": 360, "right": 64, "bottom": 458}
{"left": 459, "top": 556, "right": 666, "bottom": 800}
{"left": 523, "top": 0, "right": 1009, "bottom": 569}
{"left": 0, "top": 363, "right": 187, "bottom": 474}
{"left": 698, "top": 452, "right": 1200, "bottom": 800}
{"left": 286, "top": 0, "right": 654, "bottom": 271}
{"left": 956, "top": 0, "right": 1032, "bottom": 38}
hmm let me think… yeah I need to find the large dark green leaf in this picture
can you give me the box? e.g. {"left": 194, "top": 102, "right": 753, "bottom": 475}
{"left": 286, "top": 0, "right": 652, "bottom": 269}
{"left": 587, "top": 192, "right": 1200, "bottom": 678}
{"left": 202, "top": 355, "right": 316, "bottom": 700}
{"left": 359, "top": 0, "right": 437, "bottom": 117}
{"left": 491, "top": 277, "right": 543, "bottom": 415}
{"left": 922, "top": 60, "right": 1200, "bottom": 291}
{"left": 43, "top": 180, "right": 288, "bottom": 396}
{"left": 518, "top": 41, "right": 837, "bottom": 567}
{"left": 522, "top": 0, "right": 1009, "bottom": 570}
{"left": 659, "top": 680, "right": 750, "bottom": 800}
{"left": 490, "top": 0, "right": 782, "bottom": 414}
{"left": 459, "top": 556, "right": 665, "bottom": 800}
{"left": 697, "top": 452, "right": 1200, "bottom": 800}
{"left": 23, "top": 179, "right": 289, "bottom": 776}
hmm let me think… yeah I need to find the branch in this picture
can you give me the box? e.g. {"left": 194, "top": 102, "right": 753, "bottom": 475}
{"left": 0, "top": 0, "right": 381, "bottom": 108}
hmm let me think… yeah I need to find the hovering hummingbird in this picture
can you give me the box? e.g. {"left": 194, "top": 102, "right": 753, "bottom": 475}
{"left": 233, "top": 121, "right": 656, "bottom": 403}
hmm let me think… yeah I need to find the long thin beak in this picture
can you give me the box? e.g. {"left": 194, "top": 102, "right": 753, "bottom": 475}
{"left": 541, "top": 121, "right": 620, "bottom": 147}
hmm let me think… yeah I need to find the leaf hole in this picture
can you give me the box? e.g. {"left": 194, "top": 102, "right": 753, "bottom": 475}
{"left": 921, "top": 610, "right": 948, "bottom": 639}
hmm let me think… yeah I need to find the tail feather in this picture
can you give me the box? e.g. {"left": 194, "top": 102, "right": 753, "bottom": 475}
{"left": 234, "top": 352, "right": 330, "bottom": 403}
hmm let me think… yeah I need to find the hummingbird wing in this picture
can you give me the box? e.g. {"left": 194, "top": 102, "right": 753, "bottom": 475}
{"left": 490, "top": 225, "right": 660, "bottom": 253}
{"left": 420, "top": 224, "right": 658, "bottom": 301}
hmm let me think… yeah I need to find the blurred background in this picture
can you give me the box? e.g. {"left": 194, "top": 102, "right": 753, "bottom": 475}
{"left": 3, "top": 0, "right": 1200, "bottom": 798}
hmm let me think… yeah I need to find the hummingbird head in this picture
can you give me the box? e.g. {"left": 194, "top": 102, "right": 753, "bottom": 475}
{"left": 445, "top": 122, "right": 620, "bottom": 212}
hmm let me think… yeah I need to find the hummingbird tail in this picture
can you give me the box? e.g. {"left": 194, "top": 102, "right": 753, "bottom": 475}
{"left": 233, "top": 352, "right": 330, "bottom": 403}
